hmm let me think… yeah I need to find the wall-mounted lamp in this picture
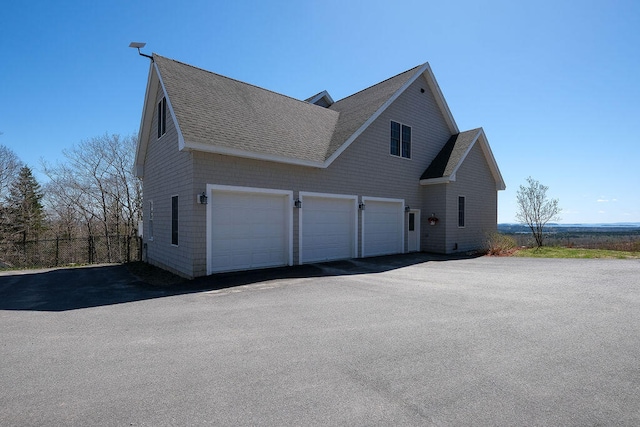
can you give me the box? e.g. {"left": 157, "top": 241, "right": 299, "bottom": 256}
{"left": 359, "top": 202, "right": 366, "bottom": 210}
{"left": 294, "top": 199, "right": 302, "bottom": 209}
{"left": 197, "top": 192, "right": 208, "bottom": 205}
{"left": 405, "top": 206, "right": 411, "bottom": 212}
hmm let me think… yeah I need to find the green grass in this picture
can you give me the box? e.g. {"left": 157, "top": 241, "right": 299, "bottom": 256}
{"left": 514, "top": 246, "right": 640, "bottom": 259}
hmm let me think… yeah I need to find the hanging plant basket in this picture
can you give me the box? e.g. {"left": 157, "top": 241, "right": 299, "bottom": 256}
{"left": 428, "top": 216, "right": 439, "bottom": 226}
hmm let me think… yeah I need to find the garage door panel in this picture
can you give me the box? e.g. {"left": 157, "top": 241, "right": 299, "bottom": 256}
{"left": 210, "top": 190, "right": 290, "bottom": 273}
{"left": 301, "top": 196, "right": 356, "bottom": 263}
{"left": 363, "top": 200, "right": 403, "bottom": 257}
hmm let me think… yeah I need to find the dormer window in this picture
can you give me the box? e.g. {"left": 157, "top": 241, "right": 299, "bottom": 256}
{"left": 157, "top": 97, "right": 167, "bottom": 138}
{"left": 390, "top": 121, "right": 411, "bottom": 159}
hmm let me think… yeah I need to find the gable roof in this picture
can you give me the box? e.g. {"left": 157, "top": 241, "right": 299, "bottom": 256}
{"left": 135, "top": 55, "right": 460, "bottom": 175}
{"left": 420, "top": 128, "right": 506, "bottom": 190}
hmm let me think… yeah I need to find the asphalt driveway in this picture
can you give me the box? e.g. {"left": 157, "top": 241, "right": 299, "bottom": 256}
{"left": 1, "top": 255, "right": 639, "bottom": 426}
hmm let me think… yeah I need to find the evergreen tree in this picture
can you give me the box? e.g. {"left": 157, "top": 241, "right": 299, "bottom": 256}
{"left": 4, "top": 166, "right": 45, "bottom": 243}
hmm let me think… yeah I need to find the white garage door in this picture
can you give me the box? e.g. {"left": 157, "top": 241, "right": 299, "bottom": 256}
{"left": 208, "top": 188, "right": 291, "bottom": 273}
{"left": 300, "top": 194, "right": 357, "bottom": 263}
{"left": 362, "top": 198, "right": 404, "bottom": 257}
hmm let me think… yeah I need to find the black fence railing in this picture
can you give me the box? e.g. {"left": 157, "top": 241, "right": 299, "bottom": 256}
{"left": 0, "top": 235, "right": 142, "bottom": 269}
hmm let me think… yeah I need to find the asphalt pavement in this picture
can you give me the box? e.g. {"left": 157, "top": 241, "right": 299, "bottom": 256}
{"left": 1, "top": 255, "right": 639, "bottom": 426}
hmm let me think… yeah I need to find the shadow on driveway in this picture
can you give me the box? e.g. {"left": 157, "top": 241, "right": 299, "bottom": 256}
{"left": 0, "top": 252, "right": 480, "bottom": 312}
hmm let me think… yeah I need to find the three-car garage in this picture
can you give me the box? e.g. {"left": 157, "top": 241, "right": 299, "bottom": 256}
{"left": 206, "top": 185, "right": 406, "bottom": 274}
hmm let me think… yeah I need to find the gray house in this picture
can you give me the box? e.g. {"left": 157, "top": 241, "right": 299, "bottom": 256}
{"left": 134, "top": 54, "right": 505, "bottom": 278}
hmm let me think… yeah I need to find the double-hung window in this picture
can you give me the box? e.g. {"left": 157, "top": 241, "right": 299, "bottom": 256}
{"left": 158, "top": 97, "right": 167, "bottom": 138}
{"left": 390, "top": 121, "right": 411, "bottom": 159}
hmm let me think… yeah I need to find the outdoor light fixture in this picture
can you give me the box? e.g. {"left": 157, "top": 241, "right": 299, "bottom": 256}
{"left": 294, "top": 199, "right": 302, "bottom": 209}
{"left": 197, "top": 192, "right": 208, "bottom": 205}
{"left": 405, "top": 206, "right": 411, "bottom": 212}
{"left": 129, "top": 42, "right": 153, "bottom": 60}
{"left": 359, "top": 202, "right": 365, "bottom": 210}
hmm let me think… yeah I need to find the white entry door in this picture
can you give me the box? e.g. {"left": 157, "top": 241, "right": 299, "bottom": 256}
{"left": 407, "top": 210, "right": 420, "bottom": 252}
{"left": 208, "top": 186, "right": 292, "bottom": 274}
{"left": 362, "top": 198, "right": 404, "bottom": 257}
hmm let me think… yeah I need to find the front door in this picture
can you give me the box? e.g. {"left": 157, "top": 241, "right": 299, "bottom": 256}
{"left": 407, "top": 210, "right": 420, "bottom": 252}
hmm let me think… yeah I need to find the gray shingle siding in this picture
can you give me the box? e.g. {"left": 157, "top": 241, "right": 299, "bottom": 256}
{"left": 137, "top": 58, "right": 503, "bottom": 277}
{"left": 142, "top": 83, "right": 196, "bottom": 278}
{"left": 189, "top": 75, "right": 452, "bottom": 276}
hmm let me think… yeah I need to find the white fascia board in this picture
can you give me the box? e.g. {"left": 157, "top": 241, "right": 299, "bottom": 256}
{"left": 476, "top": 129, "right": 507, "bottom": 191}
{"left": 423, "top": 64, "right": 459, "bottom": 134}
{"left": 307, "top": 90, "right": 334, "bottom": 106}
{"left": 419, "top": 176, "right": 455, "bottom": 186}
{"left": 447, "top": 129, "right": 482, "bottom": 180}
{"left": 183, "top": 140, "right": 326, "bottom": 168}
{"left": 154, "top": 62, "right": 186, "bottom": 151}
{"left": 323, "top": 63, "right": 432, "bottom": 168}
{"left": 133, "top": 63, "right": 157, "bottom": 178}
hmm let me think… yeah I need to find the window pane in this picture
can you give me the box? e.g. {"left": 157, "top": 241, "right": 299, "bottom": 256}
{"left": 390, "top": 121, "right": 400, "bottom": 156}
{"left": 458, "top": 196, "right": 465, "bottom": 227}
{"left": 171, "top": 196, "right": 179, "bottom": 245}
{"left": 409, "top": 212, "right": 415, "bottom": 231}
{"left": 401, "top": 125, "right": 411, "bottom": 158}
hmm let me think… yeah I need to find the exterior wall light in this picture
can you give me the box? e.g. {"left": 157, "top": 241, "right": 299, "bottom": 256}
{"left": 294, "top": 199, "right": 302, "bottom": 209}
{"left": 197, "top": 192, "right": 208, "bottom": 205}
{"left": 359, "top": 202, "right": 365, "bottom": 210}
{"left": 405, "top": 206, "right": 411, "bottom": 212}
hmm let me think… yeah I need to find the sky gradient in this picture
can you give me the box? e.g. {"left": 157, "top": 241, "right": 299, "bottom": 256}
{"left": 1, "top": 0, "right": 638, "bottom": 223}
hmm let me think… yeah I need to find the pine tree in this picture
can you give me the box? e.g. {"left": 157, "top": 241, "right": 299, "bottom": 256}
{"left": 4, "top": 166, "right": 45, "bottom": 243}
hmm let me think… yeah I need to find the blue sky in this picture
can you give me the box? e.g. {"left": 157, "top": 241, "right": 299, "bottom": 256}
{"left": 1, "top": 0, "right": 638, "bottom": 223}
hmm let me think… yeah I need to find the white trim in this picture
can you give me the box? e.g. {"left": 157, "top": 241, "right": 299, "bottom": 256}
{"left": 183, "top": 140, "right": 325, "bottom": 168}
{"left": 134, "top": 63, "right": 156, "bottom": 177}
{"left": 154, "top": 62, "right": 186, "bottom": 151}
{"left": 306, "top": 90, "right": 334, "bottom": 106}
{"left": 324, "top": 63, "right": 431, "bottom": 167}
{"left": 298, "top": 192, "right": 358, "bottom": 264}
{"left": 407, "top": 209, "right": 421, "bottom": 252}
{"left": 206, "top": 184, "right": 294, "bottom": 275}
{"left": 419, "top": 176, "right": 454, "bottom": 186}
{"left": 422, "top": 64, "right": 459, "bottom": 134}
{"left": 361, "top": 196, "right": 405, "bottom": 258}
{"left": 389, "top": 120, "right": 412, "bottom": 159}
{"left": 418, "top": 128, "right": 506, "bottom": 191}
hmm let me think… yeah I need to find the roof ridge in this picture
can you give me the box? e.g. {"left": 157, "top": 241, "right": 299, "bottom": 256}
{"left": 332, "top": 63, "right": 425, "bottom": 104}
{"left": 153, "top": 53, "right": 331, "bottom": 110}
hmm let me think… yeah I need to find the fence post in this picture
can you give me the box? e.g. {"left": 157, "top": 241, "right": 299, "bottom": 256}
{"left": 87, "top": 236, "right": 93, "bottom": 264}
{"left": 126, "top": 236, "right": 131, "bottom": 263}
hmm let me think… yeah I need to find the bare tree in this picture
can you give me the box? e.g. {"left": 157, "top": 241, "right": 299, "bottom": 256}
{"left": 0, "top": 144, "right": 22, "bottom": 200}
{"left": 42, "top": 133, "right": 142, "bottom": 260}
{"left": 515, "top": 176, "right": 561, "bottom": 248}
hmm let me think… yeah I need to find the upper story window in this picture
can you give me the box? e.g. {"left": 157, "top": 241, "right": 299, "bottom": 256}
{"left": 390, "top": 121, "right": 411, "bottom": 159}
{"left": 157, "top": 97, "right": 167, "bottom": 138}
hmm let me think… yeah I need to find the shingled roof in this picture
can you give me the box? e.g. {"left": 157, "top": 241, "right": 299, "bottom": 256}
{"left": 420, "top": 128, "right": 506, "bottom": 190}
{"left": 138, "top": 55, "right": 456, "bottom": 170}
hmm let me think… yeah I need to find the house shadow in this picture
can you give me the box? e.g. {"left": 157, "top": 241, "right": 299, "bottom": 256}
{"left": 0, "top": 252, "right": 482, "bottom": 312}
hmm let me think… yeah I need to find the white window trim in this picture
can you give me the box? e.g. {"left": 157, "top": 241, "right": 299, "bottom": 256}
{"left": 390, "top": 120, "right": 412, "bottom": 160}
